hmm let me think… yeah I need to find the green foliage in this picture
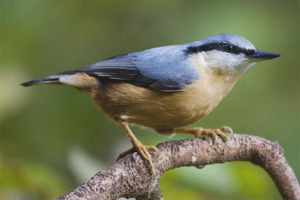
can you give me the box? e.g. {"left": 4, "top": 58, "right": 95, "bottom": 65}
{"left": 0, "top": 154, "right": 69, "bottom": 200}
{"left": 0, "top": 0, "right": 299, "bottom": 199}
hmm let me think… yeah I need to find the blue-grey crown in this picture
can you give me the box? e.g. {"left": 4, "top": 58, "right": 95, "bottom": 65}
{"left": 203, "top": 33, "right": 255, "bottom": 49}
{"left": 185, "top": 33, "right": 256, "bottom": 56}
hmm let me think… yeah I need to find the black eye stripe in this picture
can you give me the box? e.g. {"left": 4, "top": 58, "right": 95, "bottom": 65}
{"left": 185, "top": 42, "right": 255, "bottom": 56}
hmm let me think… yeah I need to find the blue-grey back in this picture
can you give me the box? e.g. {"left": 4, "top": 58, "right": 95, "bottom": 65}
{"left": 131, "top": 44, "right": 199, "bottom": 87}
{"left": 71, "top": 43, "right": 200, "bottom": 92}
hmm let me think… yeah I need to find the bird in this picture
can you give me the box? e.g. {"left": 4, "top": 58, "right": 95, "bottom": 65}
{"left": 21, "top": 33, "right": 280, "bottom": 177}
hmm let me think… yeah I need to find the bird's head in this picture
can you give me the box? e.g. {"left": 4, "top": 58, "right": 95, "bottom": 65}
{"left": 186, "top": 33, "right": 280, "bottom": 76}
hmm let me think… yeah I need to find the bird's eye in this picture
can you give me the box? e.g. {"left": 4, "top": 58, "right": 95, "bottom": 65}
{"left": 223, "top": 44, "right": 233, "bottom": 52}
{"left": 245, "top": 49, "right": 255, "bottom": 56}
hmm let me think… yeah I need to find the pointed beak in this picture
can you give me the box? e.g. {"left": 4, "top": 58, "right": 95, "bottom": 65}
{"left": 249, "top": 50, "right": 280, "bottom": 60}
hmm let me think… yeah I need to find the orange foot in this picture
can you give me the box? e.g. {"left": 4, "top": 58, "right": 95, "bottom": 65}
{"left": 174, "top": 126, "right": 233, "bottom": 142}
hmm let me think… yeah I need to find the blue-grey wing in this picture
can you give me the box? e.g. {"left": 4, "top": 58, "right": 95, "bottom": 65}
{"left": 65, "top": 45, "right": 200, "bottom": 92}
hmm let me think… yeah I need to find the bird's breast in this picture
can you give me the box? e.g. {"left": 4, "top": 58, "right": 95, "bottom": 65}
{"left": 91, "top": 70, "right": 238, "bottom": 130}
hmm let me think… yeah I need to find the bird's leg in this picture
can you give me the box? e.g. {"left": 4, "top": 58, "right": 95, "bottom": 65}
{"left": 174, "top": 126, "right": 233, "bottom": 142}
{"left": 117, "top": 121, "right": 159, "bottom": 177}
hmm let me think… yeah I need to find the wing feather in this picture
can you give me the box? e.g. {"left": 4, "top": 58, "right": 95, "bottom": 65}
{"left": 59, "top": 45, "right": 199, "bottom": 92}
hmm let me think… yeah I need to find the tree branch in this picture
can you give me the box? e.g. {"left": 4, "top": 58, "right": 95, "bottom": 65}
{"left": 56, "top": 134, "right": 300, "bottom": 200}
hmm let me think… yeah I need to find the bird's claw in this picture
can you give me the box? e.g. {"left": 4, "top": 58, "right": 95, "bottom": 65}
{"left": 220, "top": 126, "right": 233, "bottom": 134}
{"left": 117, "top": 143, "right": 159, "bottom": 177}
{"left": 194, "top": 126, "right": 233, "bottom": 143}
{"left": 135, "top": 143, "right": 159, "bottom": 177}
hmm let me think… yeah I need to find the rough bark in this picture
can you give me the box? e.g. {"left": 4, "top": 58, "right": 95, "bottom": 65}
{"left": 56, "top": 134, "right": 300, "bottom": 200}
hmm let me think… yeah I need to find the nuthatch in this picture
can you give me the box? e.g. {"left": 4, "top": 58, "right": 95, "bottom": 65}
{"left": 22, "top": 33, "right": 280, "bottom": 176}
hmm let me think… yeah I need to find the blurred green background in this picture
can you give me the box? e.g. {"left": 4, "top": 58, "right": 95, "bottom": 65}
{"left": 0, "top": 0, "right": 299, "bottom": 199}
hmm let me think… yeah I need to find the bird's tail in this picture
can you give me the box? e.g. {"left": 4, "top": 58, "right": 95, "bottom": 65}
{"left": 21, "top": 75, "right": 63, "bottom": 87}
{"left": 21, "top": 72, "right": 98, "bottom": 88}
